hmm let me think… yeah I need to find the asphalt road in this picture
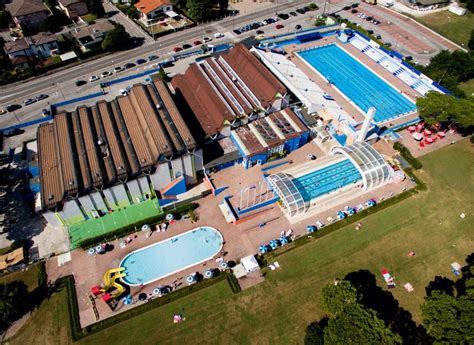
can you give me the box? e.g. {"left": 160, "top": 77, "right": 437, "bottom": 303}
{"left": 0, "top": 0, "right": 310, "bottom": 105}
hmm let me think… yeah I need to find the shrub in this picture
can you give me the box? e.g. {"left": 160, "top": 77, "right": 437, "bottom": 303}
{"left": 226, "top": 272, "right": 241, "bottom": 293}
{"left": 393, "top": 142, "right": 422, "bottom": 169}
{"left": 470, "top": 135, "right": 474, "bottom": 144}
{"left": 309, "top": 3, "right": 319, "bottom": 10}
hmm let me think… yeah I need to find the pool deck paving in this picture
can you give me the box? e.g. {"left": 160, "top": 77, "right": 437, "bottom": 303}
{"left": 46, "top": 139, "right": 416, "bottom": 328}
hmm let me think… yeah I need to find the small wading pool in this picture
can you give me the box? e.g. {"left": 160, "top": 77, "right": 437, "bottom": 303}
{"left": 120, "top": 227, "right": 223, "bottom": 286}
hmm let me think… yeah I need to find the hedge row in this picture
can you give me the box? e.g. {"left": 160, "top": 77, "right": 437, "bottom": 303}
{"left": 62, "top": 271, "right": 227, "bottom": 341}
{"left": 226, "top": 272, "right": 241, "bottom": 294}
{"left": 393, "top": 142, "right": 423, "bottom": 169}
{"left": 263, "top": 172, "right": 424, "bottom": 260}
{"left": 78, "top": 202, "right": 199, "bottom": 249}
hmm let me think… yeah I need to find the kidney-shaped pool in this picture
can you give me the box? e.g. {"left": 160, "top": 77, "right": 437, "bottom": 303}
{"left": 120, "top": 226, "right": 223, "bottom": 286}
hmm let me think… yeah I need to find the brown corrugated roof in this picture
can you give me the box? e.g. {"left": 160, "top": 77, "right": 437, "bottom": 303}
{"left": 171, "top": 44, "right": 287, "bottom": 137}
{"left": 38, "top": 83, "right": 195, "bottom": 210}
{"left": 77, "top": 106, "right": 104, "bottom": 188}
{"left": 70, "top": 110, "right": 92, "bottom": 191}
{"left": 171, "top": 64, "right": 234, "bottom": 136}
{"left": 222, "top": 44, "right": 287, "bottom": 107}
{"left": 116, "top": 95, "right": 154, "bottom": 170}
{"left": 38, "top": 123, "right": 64, "bottom": 210}
{"left": 54, "top": 112, "right": 79, "bottom": 195}
{"left": 153, "top": 80, "right": 195, "bottom": 151}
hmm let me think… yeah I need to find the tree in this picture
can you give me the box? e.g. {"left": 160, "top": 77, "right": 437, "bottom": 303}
{"left": 101, "top": 24, "right": 131, "bottom": 51}
{"left": 217, "top": 0, "right": 228, "bottom": 12}
{"left": 186, "top": 0, "right": 212, "bottom": 22}
{"left": 324, "top": 304, "right": 402, "bottom": 344}
{"left": 469, "top": 30, "right": 474, "bottom": 51}
{"left": 87, "top": 0, "right": 105, "bottom": 18}
{"left": 0, "top": 10, "right": 12, "bottom": 29}
{"left": 0, "top": 281, "right": 30, "bottom": 332}
{"left": 416, "top": 92, "right": 474, "bottom": 130}
{"left": 320, "top": 280, "right": 359, "bottom": 316}
{"left": 304, "top": 321, "right": 325, "bottom": 345}
{"left": 314, "top": 17, "right": 326, "bottom": 27}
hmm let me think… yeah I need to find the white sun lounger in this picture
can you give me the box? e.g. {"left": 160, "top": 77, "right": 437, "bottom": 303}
{"left": 274, "top": 262, "right": 280, "bottom": 268}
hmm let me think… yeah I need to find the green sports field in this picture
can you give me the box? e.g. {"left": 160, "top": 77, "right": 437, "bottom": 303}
{"left": 7, "top": 140, "right": 474, "bottom": 345}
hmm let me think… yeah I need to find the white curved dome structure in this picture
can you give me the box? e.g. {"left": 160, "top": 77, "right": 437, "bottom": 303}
{"left": 331, "top": 141, "right": 392, "bottom": 190}
{"left": 267, "top": 142, "right": 391, "bottom": 217}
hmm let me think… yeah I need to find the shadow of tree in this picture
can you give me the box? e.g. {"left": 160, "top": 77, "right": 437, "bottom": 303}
{"left": 344, "top": 269, "right": 433, "bottom": 344}
{"left": 425, "top": 276, "right": 455, "bottom": 297}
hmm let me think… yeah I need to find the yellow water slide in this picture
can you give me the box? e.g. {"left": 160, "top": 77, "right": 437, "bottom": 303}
{"left": 103, "top": 267, "right": 126, "bottom": 298}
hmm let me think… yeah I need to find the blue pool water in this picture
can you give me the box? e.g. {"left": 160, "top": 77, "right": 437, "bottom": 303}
{"left": 293, "top": 159, "right": 362, "bottom": 201}
{"left": 120, "top": 227, "right": 223, "bottom": 286}
{"left": 298, "top": 44, "right": 416, "bottom": 123}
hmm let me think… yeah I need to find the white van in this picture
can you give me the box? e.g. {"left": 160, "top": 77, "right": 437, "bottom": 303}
{"left": 214, "top": 32, "right": 224, "bottom": 39}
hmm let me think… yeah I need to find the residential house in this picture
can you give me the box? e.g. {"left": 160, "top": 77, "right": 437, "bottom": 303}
{"left": 58, "top": 0, "right": 89, "bottom": 19}
{"left": 135, "top": 0, "right": 175, "bottom": 26}
{"left": 71, "top": 21, "right": 115, "bottom": 52}
{"left": 5, "top": 0, "right": 50, "bottom": 31}
{"left": 4, "top": 32, "right": 59, "bottom": 60}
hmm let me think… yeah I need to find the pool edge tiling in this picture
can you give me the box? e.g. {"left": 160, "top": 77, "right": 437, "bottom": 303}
{"left": 297, "top": 43, "right": 417, "bottom": 123}
{"left": 120, "top": 226, "right": 224, "bottom": 286}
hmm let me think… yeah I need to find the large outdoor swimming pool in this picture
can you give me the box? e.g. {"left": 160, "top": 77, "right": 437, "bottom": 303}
{"left": 120, "top": 227, "right": 223, "bottom": 286}
{"left": 298, "top": 44, "right": 416, "bottom": 123}
{"left": 293, "top": 159, "right": 362, "bottom": 201}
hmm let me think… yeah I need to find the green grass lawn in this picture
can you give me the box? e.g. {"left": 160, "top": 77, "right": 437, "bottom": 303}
{"left": 0, "top": 264, "right": 39, "bottom": 292}
{"left": 414, "top": 10, "right": 474, "bottom": 47}
{"left": 8, "top": 140, "right": 474, "bottom": 345}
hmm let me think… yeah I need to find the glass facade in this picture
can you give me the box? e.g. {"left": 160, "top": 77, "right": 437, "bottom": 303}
{"left": 267, "top": 142, "right": 391, "bottom": 217}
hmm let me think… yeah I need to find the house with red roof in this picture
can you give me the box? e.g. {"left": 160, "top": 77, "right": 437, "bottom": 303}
{"left": 134, "top": 0, "right": 176, "bottom": 27}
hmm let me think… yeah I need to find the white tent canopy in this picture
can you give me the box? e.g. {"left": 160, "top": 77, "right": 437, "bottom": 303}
{"left": 241, "top": 255, "right": 260, "bottom": 272}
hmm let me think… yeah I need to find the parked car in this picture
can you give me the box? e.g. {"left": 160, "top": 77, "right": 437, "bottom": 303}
{"left": 307, "top": 154, "right": 317, "bottom": 160}
{"left": 233, "top": 29, "right": 241, "bottom": 35}
{"left": 0, "top": 109, "right": 6, "bottom": 115}
{"left": 193, "top": 40, "right": 202, "bottom": 46}
{"left": 256, "top": 34, "right": 265, "bottom": 40}
{"left": 214, "top": 32, "right": 224, "bottom": 38}
{"left": 277, "top": 13, "right": 289, "bottom": 20}
{"left": 6, "top": 104, "right": 21, "bottom": 112}
{"left": 203, "top": 37, "right": 212, "bottom": 42}
{"left": 256, "top": 30, "right": 264, "bottom": 35}
{"left": 296, "top": 8, "right": 306, "bottom": 14}
{"left": 75, "top": 80, "right": 87, "bottom": 87}
{"left": 100, "top": 71, "right": 112, "bottom": 78}
{"left": 182, "top": 43, "right": 192, "bottom": 49}
{"left": 114, "top": 66, "right": 124, "bottom": 73}
{"left": 89, "top": 75, "right": 100, "bottom": 82}
{"left": 275, "top": 24, "right": 284, "bottom": 29}
{"left": 42, "top": 108, "right": 50, "bottom": 117}
{"left": 351, "top": 9, "right": 358, "bottom": 13}
{"left": 343, "top": 6, "right": 351, "bottom": 10}
{"left": 35, "top": 94, "right": 49, "bottom": 101}
{"left": 124, "top": 63, "right": 136, "bottom": 69}
{"left": 173, "top": 46, "right": 183, "bottom": 52}
{"left": 136, "top": 58, "right": 147, "bottom": 65}
{"left": 24, "top": 98, "right": 37, "bottom": 106}
{"left": 289, "top": 11, "right": 298, "bottom": 16}
{"left": 148, "top": 55, "right": 159, "bottom": 61}
{"left": 295, "top": 24, "right": 302, "bottom": 30}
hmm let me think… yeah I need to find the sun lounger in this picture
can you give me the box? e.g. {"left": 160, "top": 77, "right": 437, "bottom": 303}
{"left": 269, "top": 265, "right": 276, "bottom": 271}
{"left": 274, "top": 262, "right": 280, "bottom": 268}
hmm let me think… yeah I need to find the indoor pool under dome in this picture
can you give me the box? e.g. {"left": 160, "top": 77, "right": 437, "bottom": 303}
{"left": 120, "top": 227, "right": 223, "bottom": 286}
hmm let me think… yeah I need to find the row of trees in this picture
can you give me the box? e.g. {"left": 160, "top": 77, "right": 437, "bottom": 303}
{"left": 417, "top": 50, "right": 474, "bottom": 98}
{"left": 172, "top": 0, "right": 229, "bottom": 22}
{"left": 305, "top": 255, "right": 474, "bottom": 344}
{"left": 416, "top": 92, "right": 474, "bottom": 131}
